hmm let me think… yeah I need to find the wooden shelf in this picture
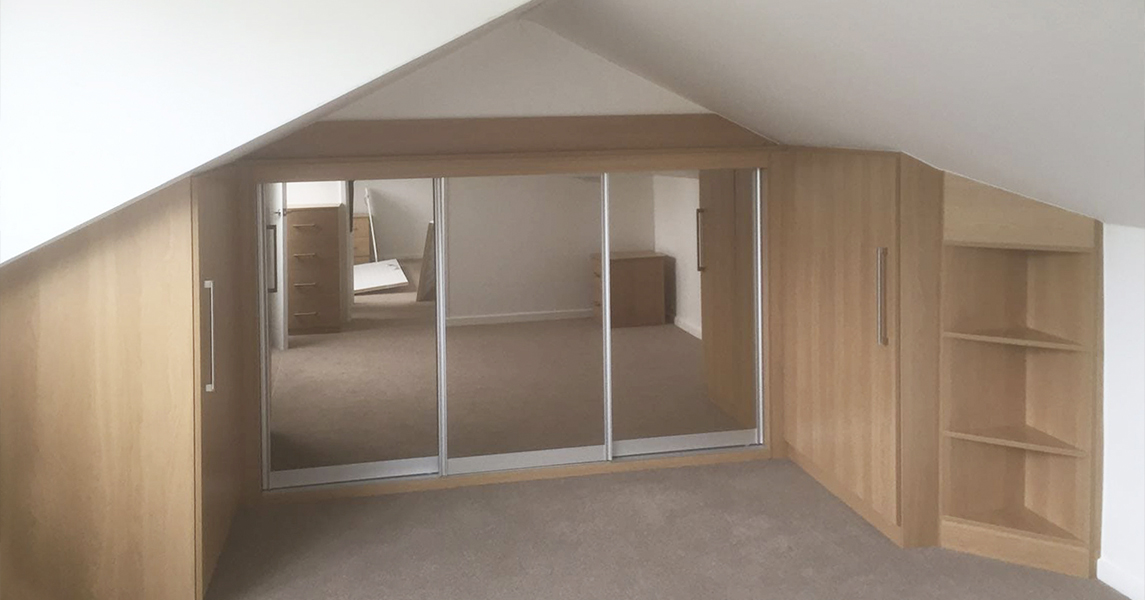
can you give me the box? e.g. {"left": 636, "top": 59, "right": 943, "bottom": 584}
{"left": 944, "top": 425, "right": 1085, "bottom": 457}
{"left": 943, "top": 240, "right": 1093, "bottom": 254}
{"left": 944, "top": 506, "right": 1082, "bottom": 545}
{"left": 943, "top": 327, "right": 1084, "bottom": 351}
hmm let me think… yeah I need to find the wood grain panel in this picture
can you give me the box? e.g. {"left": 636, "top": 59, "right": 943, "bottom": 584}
{"left": 699, "top": 169, "right": 756, "bottom": 428}
{"left": 938, "top": 179, "right": 1101, "bottom": 576}
{"left": 772, "top": 149, "right": 901, "bottom": 528}
{"left": 897, "top": 155, "right": 944, "bottom": 547}
{"left": 245, "top": 148, "right": 775, "bottom": 184}
{"left": 605, "top": 254, "right": 668, "bottom": 328}
{"left": 944, "top": 174, "right": 1095, "bottom": 251}
{"left": 247, "top": 114, "right": 773, "bottom": 161}
{"left": 765, "top": 153, "right": 791, "bottom": 457}
{"left": 191, "top": 166, "right": 252, "bottom": 596}
{"left": 940, "top": 517, "right": 1090, "bottom": 577}
{"left": 0, "top": 183, "right": 197, "bottom": 600}
{"left": 284, "top": 206, "right": 344, "bottom": 333}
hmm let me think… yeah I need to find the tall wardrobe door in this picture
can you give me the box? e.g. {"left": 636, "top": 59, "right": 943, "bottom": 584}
{"left": 192, "top": 167, "right": 250, "bottom": 596}
{"left": 698, "top": 169, "right": 757, "bottom": 428}
{"left": 775, "top": 151, "right": 900, "bottom": 527}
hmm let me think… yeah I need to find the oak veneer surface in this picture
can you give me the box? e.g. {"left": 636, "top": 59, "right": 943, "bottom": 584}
{"left": 943, "top": 174, "right": 1095, "bottom": 251}
{"left": 699, "top": 169, "right": 757, "bottom": 429}
{"left": 772, "top": 150, "right": 901, "bottom": 528}
{"left": 285, "top": 206, "right": 344, "bottom": 333}
{"left": 192, "top": 167, "right": 254, "bottom": 596}
{"left": 0, "top": 182, "right": 198, "bottom": 600}
{"left": 939, "top": 185, "right": 1101, "bottom": 576}
{"left": 592, "top": 252, "right": 669, "bottom": 328}
{"left": 896, "top": 155, "right": 944, "bottom": 547}
{"left": 246, "top": 114, "right": 773, "bottom": 161}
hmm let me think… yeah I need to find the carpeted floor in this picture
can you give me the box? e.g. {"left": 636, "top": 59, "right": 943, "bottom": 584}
{"left": 270, "top": 263, "right": 743, "bottom": 471}
{"left": 205, "top": 460, "right": 1125, "bottom": 600}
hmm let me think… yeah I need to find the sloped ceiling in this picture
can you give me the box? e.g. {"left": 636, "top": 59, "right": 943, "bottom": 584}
{"left": 0, "top": 0, "right": 535, "bottom": 263}
{"left": 325, "top": 20, "right": 706, "bottom": 119}
{"left": 530, "top": 0, "right": 1145, "bottom": 226}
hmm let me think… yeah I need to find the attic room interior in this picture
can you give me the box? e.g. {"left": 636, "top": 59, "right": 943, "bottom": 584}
{"left": 0, "top": 2, "right": 1141, "bottom": 600}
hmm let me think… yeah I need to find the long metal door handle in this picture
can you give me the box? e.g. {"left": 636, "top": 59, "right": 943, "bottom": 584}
{"left": 291, "top": 223, "right": 318, "bottom": 229}
{"left": 876, "top": 247, "right": 888, "bottom": 346}
{"left": 266, "top": 224, "right": 278, "bottom": 293}
{"left": 204, "top": 280, "right": 216, "bottom": 392}
{"left": 696, "top": 208, "right": 706, "bottom": 272}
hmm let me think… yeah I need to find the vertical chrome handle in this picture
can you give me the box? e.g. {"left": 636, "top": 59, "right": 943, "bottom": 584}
{"left": 695, "top": 208, "right": 706, "bottom": 272}
{"left": 266, "top": 224, "right": 278, "bottom": 293}
{"left": 204, "top": 280, "right": 216, "bottom": 392}
{"left": 876, "top": 247, "right": 888, "bottom": 346}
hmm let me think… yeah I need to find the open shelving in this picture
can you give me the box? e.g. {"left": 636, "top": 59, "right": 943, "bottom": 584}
{"left": 941, "top": 327, "right": 1083, "bottom": 351}
{"left": 938, "top": 189, "right": 1100, "bottom": 577}
{"left": 943, "top": 424, "right": 1084, "bottom": 457}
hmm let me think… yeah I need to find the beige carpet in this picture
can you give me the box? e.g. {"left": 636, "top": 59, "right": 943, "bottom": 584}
{"left": 205, "top": 460, "right": 1125, "bottom": 600}
{"left": 270, "top": 270, "right": 742, "bottom": 471}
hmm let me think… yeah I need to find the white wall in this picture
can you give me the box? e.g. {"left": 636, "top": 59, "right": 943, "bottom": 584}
{"left": 326, "top": 20, "right": 705, "bottom": 120}
{"left": 353, "top": 179, "right": 434, "bottom": 260}
{"left": 607, "top": 173, "right": 655, "bottom": 252}
{"left": 446, "top": 175, "right": 600, "bottom": 322}
{"left": 652, "top": 174, "right": 702, "bottom": 338}
{"left": 1099, "top": 223, "right": 1145, "bottom": 600}
{"left": 284, "top": 181, "right": 343, "bottom": 208}
{"left": 0, "top": 0, "right": 532, "bottom": 263}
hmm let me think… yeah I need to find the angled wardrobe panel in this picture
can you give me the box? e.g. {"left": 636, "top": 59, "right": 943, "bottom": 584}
{"left": 771, "top": 149, "right": 942, "bottom": 547}
{"left": 0, "top": 182, "right": 199, "bottom": 600}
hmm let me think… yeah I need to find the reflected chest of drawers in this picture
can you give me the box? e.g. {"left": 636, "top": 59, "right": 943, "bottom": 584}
{"left": 591, "top": 251, "right": 670, "bottom": 328}
{"left": 286, "top": 206, "right": 345, "bottom": 333}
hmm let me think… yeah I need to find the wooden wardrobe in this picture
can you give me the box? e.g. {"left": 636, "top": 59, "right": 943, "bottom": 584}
{"left": 0, "top": 168, "right": 256, "bottom": 599}
{"left": 769, "top": 149, "right": 945, "bottom": 547}
{"left": 770, "top": 148, "right": 1102, "bottom": 574}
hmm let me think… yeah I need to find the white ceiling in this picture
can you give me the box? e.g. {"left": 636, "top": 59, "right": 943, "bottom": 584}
{"left": 0, "top": 0, "right": 535, "bottom": 263}
{"left": 529, "top": 0, "right": 1145, "bottom": 226}
{"left": 326, "top": 20, "right": 705, "bottom": 119}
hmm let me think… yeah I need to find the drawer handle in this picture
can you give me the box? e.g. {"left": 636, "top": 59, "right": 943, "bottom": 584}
{"left": 292, "top": 282, "right": 318, "bottom": 288}
{"left": 292, "top": 252, "right": 317, "bottom": 259}
{"left": 293, "top": 311, "right": 318, "bottom": 317}
{"left": 291, "top": 223, "right": 318, "bottom": 229}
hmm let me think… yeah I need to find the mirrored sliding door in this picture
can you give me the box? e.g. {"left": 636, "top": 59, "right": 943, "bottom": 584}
{"left": 444, "top": 174, "right": 606, "bottom": 472}
{"left": 607, "top": 170, "right": 762, "bottom": 457}
{"left": 265, "top": 179, "right": 440, "bottom": 487}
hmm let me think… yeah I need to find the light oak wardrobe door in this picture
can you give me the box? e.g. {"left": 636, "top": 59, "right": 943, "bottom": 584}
{"left": 699, "top": 169, "right": 756, "bottom": 428}
{"left": 777, "top": 151, "right": 900, "bottom": 527}
{"left": 192, "top": 167, "right": 249, "bottom": 598}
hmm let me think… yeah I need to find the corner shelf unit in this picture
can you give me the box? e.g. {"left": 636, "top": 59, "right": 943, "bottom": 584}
{"left": 939, "top": 175, "right": 1101, "bottom": 577}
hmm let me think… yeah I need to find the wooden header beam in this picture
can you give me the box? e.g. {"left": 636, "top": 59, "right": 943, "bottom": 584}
{"left": 244, "top": 114, "right": 774, "bottom": 161}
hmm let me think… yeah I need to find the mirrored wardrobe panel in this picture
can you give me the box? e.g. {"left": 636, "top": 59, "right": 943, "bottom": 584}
{"left": 607, "top": 170, "right": 760, "bottom": 456}
{"left": 265, "top": 179, "right": 439, "bottom": 486}
{"left": 444, "top": 174, "right": 606, "bottom": 470}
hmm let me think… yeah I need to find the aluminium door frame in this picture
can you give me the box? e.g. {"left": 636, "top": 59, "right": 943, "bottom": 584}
{"left": 606, "top": 168, "right": 766, "bottom": 459}
{"left": 255, "top": 167, "right": 768, "bottom": 491}
{"left": 255, "top": 179, "right": 440, "bottom": 491}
